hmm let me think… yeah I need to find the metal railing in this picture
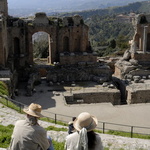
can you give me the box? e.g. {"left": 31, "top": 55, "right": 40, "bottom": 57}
{"left": 0, "top": 95, "right": 150, "bottom": 138}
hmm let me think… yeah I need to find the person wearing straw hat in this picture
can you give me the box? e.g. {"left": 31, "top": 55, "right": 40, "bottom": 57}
{"left": 65, "top": 112, "right": 103, "bottom": 150}
{"left": 8, "top": 103, "right": 52, "bottom": 150}
{"left": 68, "top": 117, "right": 76, "bottom": 134}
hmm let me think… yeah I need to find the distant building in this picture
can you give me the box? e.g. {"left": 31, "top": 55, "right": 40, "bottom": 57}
{"left": 116, "top": 13, "right": 136, "bottom": 23}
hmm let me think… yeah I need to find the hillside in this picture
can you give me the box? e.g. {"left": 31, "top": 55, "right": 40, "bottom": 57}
{"left": 56, "top": 1, "right": 150, "bottom": 57}
{"left": 58, "top": 1, "right": 150, "bottom": 19}
{"left": 8, "top": 0, "right": 148, "bottom": 11}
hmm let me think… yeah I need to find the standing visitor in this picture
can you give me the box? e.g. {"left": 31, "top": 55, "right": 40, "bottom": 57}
{"left": 8, "top": 103, "right": 52, "bottom": 150}
{"left": 68, "top": 117, "right": 76, "bottom": 134}
{"left": 65, "top": 112, "right": 103, "bottom": 150}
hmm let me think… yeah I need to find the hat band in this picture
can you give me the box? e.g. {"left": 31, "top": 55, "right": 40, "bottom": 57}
{"left": 28, "top": 108, "right": 41, "bottom": 116}
{"left": 85, "top": 120, "right": 93, "bottom": 130}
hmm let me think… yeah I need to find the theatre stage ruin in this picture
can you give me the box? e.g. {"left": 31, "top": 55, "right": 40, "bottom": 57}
{"left": 0, "top": 0, "right": 150, "bottom": 105}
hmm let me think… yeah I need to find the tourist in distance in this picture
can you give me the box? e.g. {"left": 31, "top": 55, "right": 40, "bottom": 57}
{"left": 65, "top": 112, "right": 103, "bottom": 150}
{"left": 68, "top": 117, "right": 76, "bottom": 134}
{"left": 8, "top": 103, "right": 53, "bottom": 150}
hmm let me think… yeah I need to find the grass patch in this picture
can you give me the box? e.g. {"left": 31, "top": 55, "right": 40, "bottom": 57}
{"left": 106, "top": 130, "right": 150, "bottom": 140}
{"left": 45, "top": 126, "right": 67, "bottom": 132}
{"left": 0, "top": 98, "right": 22, "bottom": 113}
{"left": 40, "top": 117, "right": 68, "bottom": 126}
{"left": 0, "top": 125, "right": 14, "bottom": 148}
{"left": 0, "top": 81, "right": 9, "bottom": 96}
{"left": 0, "top": 81, "right": 22, "bottom": 113}
{"left": 94, "top": 129, "right": 102, "bottom": 134}
{"left": 52, "top": 140, "right": 65, "bottom": 150}
{"left": 0, "top": 125, "right": 149, "bottom": 150}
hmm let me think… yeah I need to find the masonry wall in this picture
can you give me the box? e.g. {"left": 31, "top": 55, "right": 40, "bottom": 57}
{"left": 60, "top": 55, "right": 97, "bottom": 65}
{"left": 0, "top": 0, "right": 8, "bottom": 16}
{"left": 0, "top": 17, "right": 8, "bottom": 67}
{"left": 65, "top": 91, "right": 121, "bottom": 105}
{"left": 127, "top": 89, "right": 150, "bottom": 104}
{"left": 0, "top": 27, "right": 4, "bottom": 66}
{"left": 58, "top": 25, "right": 89, "bottom": 53}
{"left": 131, "top": 52, "right": 150, "bottom": 63}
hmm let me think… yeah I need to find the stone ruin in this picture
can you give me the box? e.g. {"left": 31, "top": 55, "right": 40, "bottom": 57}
{"left": 114, "top": 14, "right": 150, "bottom": 104}
{"left": 0, "top": 0, "right": 150, "bottom": 105}
{"left": 0, "top": 0, "right": 115, "bottom": 101}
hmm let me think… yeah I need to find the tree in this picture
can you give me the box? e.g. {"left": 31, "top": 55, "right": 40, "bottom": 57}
{"left": 109, "top": 39, "right": 116, "bottom": 49}
{"left": 33, "top": 40, "right": 49, "bottom": 58}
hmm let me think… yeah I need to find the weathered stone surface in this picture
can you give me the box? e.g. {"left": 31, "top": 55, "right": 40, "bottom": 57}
{"left": 130, "top": 69, "right": 150, "bottom": 77}
{"left": 133, "top": 76, "right": 141, "bottom": 80}
{"left": 123, "top": 65, "right": 136, "bottom": 74}
{"left": 34, "top": 12, "right": 49, "bottom": 26}
{"left": 122, "top": 50, "right": 131, "bottom": 60}
{"left": 129, "top": 59, "right": 138, "bottom": 66}
{"left": 65, "top": 90, "right": 120, "bottom": 105}
{"left": 46, "top": 64, "right": 112, "bottom": 84}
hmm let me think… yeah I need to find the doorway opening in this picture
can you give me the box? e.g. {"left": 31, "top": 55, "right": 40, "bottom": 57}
{"left": 32, "top": 31, "right": 51, "bottom": 65}
{"left": 32, "top": 31, "right": 51, "bottom": 77}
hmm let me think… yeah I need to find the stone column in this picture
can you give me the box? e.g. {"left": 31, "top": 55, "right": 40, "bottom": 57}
{"left": 143, "top": 26, "right": 148, "bottom": 53}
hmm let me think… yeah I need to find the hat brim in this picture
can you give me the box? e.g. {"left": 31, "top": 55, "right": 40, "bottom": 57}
{"left": 68, "top": 121, "right": 73, "bottom": 125}
{"left": 23, "top": 108, "right": 44, "bottom": 118}
{"left": 73, "top": 115, "right": 98, "bottom": 131}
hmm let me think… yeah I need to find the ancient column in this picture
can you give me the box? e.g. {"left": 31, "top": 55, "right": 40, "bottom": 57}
{"left": 143, "top": 26, "right": 148, "bottom": 53}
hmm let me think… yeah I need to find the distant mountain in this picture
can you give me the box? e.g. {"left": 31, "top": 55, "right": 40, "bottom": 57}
{"left": 59, "top": 1, "right": 150, "bottom": 19}
{"left": 8, "top": 0, "right": 149, "bottom": 17}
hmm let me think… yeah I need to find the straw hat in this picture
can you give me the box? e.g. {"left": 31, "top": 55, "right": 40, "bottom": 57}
{"left": 73, "top": 112, "right": 98, "bottom": 131}
{"left": 23, "top": 103, "right": 44, "bottom": 118}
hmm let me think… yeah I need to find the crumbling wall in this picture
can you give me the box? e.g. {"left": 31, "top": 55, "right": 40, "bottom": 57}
{"left": 65, "top": 90, "right": 120, "bottom": 105}
{"left": 127, "top": 88, "right": 150, "bottom": 104}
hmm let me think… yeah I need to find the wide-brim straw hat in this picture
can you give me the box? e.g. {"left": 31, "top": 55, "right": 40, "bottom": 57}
{"left": 23, "top": 103, "right": 44, "bottom": 118}
{"left": 73, "top": 112, "right": 98, "bottom": 131}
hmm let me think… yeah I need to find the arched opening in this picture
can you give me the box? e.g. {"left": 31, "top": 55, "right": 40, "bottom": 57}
{"left": 140, "top": 15, "right": 148, "bottom": 24}
{"left": 32, "top": 31, "right": 50, "bottom": 65}
{"left": 63, "top": 36, "right": 69, "bottom": 52}
{"left": 14, "top": 37, "right": 20, "bottom": 70}
{"left": 147, "top": 33, "right": 150, "bottom": 51}
{"left": 32, "top": 31, "right": 51, "bottom": 77}
{"left": 135, "top": 34, "right": 140, "bottom": 50}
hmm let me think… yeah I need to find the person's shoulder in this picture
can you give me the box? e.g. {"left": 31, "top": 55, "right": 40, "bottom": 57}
{"left": 66, "top": 132, "right": 78, "bottom": 139}
{"left": 34, "top": 124, "right": 46, "bottom": 132}
{"left": 15, "top": 120, "right": 26, "bottom": 125}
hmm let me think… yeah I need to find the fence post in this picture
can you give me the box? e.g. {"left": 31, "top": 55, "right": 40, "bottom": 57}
{"left": 131, "top": 126, "right": 133, "bottom": 138}
{"left": 6, "top": 98, "right": 8, "bottom": 107}
{"left": 19, "top": 104, "right": 21, "bottom": 113}
{"left": 103, "top": 122, "right": 105, "bottom": 134}
{"left": 55, "top": 114, "right": 57, "bottom": 124}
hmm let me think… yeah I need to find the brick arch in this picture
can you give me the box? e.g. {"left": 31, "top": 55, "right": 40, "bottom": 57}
{"left": 27, "top": 27, "right": 57, "bottom": 64}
